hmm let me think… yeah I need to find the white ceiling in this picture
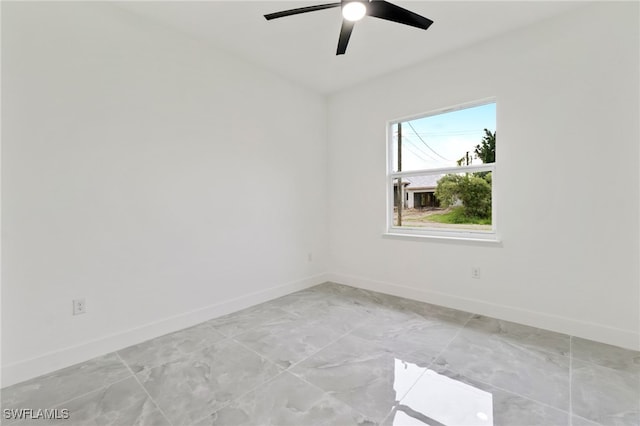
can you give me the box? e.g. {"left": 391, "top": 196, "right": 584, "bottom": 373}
{"left": 117, "top": 1, "right": 587, "bottom": 94}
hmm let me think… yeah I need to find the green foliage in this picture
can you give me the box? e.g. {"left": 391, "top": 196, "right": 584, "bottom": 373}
{"left": 434, "top": 128, "right": 495, "bottom": 223}
{"left": 435, "top": 173, "right": 492, "bottom": 220}
{"left": 459, "top": 175, "right": 491, "bottom": 217}
{"left": 457, "top": 151, "right": 472, "bottom": 166}
{"left": 434, "top": 174, "right": 464, "bottom": 208}
{"left": 456, "top": 129, "right": 495, "bottom": 166}
{"left": 428, "top": 206, "right": 492, "bottom": 225}
{"left": 483, "top": 171, "right": 492, "bottom": 185}
{"left": 474, "top": 129, "right": 496, "bottom": 164}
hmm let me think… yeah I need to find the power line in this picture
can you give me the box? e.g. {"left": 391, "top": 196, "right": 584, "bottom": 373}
{"left": 395, "top": 132, "right": 441, "bottom": 165}
{"left": 402, "top": 140, "right": 431, "bottom": 164}
{"left": 413, "top": 130, "right": 484, "bottom": 136}
{"left": 406, "top": 121, "right": 453, "bottom": 162}
{"left": 403, "top": 135, "right": 446, "bottom": 165}
{"left": 394, "top": 133, "right": 450, "bottom": 168}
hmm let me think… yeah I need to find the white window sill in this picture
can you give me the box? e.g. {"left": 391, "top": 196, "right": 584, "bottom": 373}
{"left": 383, "top": 232, "right": 502, "bottom": 245}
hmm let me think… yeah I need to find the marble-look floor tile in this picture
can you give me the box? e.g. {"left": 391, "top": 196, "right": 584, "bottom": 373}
{"left": 118, "top": 322, "right": 226, "bottom": 373}
{"left": 572, "top": 337, "right": 640, "bottom": 374}
{"left": 1, "top": 353, "right": 130, "bottom": 414}
{"left": 290, "top": 334, "right": 428, "bottom": 422}
{"left": 44, "top": 377, "right": 169, "bottom": 426}
{"left": 300, "top": 282, "right": 382, "bottom": 304}
{"left": 270, "top": 286, "right": 375, "bottom": 334}
{"left": 306, "top": 283, "right": 473, "bottom": 329}
{"left": 233, "top": 315, "right": 345, "bottom": 369}
{"left": 7, "top": 284, "right": 640, "bottom": 426}
{"left": 196, "top": 372, "right": 375, "bottom": 426}
{"left": 489, "top": 387, "right": 569, "bottom": 426}
{"left": 286, "top": 301, "right": 372, "bottom": 334}
{"left": 376, "top": 295, "right": 473, "bottom": 327}
{"left": 434, "top": 328, "right": 570, "bottom": 411}
{"left": 267, "top": 283, "right": 353, "bottom": 311}
{"left": 571, "top": 359, "right": 640, "bottom": 426}
{"left": 382, "top": 368, "right": 569, "bottom": 426}
{"left": 350, "top": 316, "right": 461, "bottom": 367}
{"left": 572, "top": 415, "right": 605, "bottom": 426}
{"left": 464, "top": 315, "right": 570, "bottom": 356}
{"left": 274, "top": 282, "right": 382, "bottom": 310}
{"left": 204, "top": 304, "right": 291, "bottom": 337}
{"left": 137, "top": 339, "right": 280, "bottom": 426}
{"left": 316, "top": 283, "right": 398, "bottom": 310}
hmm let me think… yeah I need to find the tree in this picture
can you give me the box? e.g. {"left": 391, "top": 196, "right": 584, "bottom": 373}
{"left": 434, "top": 174, "right": 464, "bottom": 208}
{"left": 458, "top": 175, "right": 491, "bottom": 217}
{"left": 474, "top": 129, "right": 496, "bottom": 164}
{"left": 457, "top": 151, "right": 472, "bottom": 166}
{"left": 435, "top": 174, "right": 491, "bottom": 218}
{"left": 457, "top": 129, "right": 495, "bottom": 166}
{"left": 435, "top": 129, "right": 496, "bottom": 220}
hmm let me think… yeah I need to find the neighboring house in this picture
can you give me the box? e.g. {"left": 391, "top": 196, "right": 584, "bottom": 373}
{"left": 394, "top": 175, "right": 442, "bottom": 209}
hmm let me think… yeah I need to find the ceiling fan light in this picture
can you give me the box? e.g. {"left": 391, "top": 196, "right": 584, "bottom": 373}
{"left": 342, "top": 2, "right": 366, "bottom": 21}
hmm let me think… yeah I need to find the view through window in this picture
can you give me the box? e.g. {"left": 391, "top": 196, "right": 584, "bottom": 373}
{"left": 388, "top": 102, "right": 497, "bottom": 238}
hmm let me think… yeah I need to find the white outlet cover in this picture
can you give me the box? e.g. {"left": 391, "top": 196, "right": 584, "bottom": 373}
{"left": 472, "top": 268, "right": 481, "bottom": 279}
{"left": 73, "top": 299, "right": 86, "bottom": 315}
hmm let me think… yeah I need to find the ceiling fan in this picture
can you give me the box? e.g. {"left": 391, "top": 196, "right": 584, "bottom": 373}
{"left": 264, "top": 0, "right": 433, "bottom": 55}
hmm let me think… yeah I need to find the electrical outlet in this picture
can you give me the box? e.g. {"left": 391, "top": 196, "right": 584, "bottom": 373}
{"left": 471, "top": 267, "right": 481, "bottom": 279}
{"left": 73, "top": 298, "right": 86, "bottom": 315}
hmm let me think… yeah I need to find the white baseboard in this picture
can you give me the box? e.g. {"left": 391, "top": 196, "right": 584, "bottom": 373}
{"left": 328, "top": 272, "right": 640, "bottom": 351}
{"left": 1, "top": 273, "right": 328, "bottom": 388}
{"left": 4, "top": 271, "right": 638, "bottom": 388}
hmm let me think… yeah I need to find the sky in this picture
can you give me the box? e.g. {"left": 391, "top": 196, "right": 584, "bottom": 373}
{"left": 392, "top": 102, "right": 496, "bottom": 172}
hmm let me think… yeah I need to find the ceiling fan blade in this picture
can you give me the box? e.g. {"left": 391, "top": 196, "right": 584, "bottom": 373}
{"left": 336, "top": 20, "right": 355, "bottom": 55}
{"left": 264, "top": 3, "right": 340, "bottom": 20}
{"left": 367, "top": 0, "right": 433, "bottom": 30}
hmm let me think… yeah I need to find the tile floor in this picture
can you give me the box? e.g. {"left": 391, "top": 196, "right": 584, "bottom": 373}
{"left": 2, "top": 283, "right": 639, "bottom": 426}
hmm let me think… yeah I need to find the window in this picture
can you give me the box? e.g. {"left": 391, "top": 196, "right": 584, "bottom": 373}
{"left": 387, "top": 101, "right": 497, "bottom": 240}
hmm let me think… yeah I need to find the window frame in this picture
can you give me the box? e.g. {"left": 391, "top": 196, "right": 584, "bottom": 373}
{"left": 385, "top": 100, "right": 498, "bottom": 242}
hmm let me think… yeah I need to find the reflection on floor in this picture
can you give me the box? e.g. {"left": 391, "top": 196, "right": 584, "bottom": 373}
{"left": 393, "top": 368, "right": 494, "bottom": 426}
{"left": 2, "top": 283, "right": 639, "bottom": 426}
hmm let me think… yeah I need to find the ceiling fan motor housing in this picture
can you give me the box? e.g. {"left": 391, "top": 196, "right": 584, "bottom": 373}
{"left": 342, "top": 1, "right": 368, "bottom": 21}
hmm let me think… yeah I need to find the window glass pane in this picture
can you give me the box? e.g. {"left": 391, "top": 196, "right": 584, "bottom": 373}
{"left": 392, "top": 172, "right": 492, "bottom": 232}
{"left": 392, "top": 103, "right": 496, "bottom": 172}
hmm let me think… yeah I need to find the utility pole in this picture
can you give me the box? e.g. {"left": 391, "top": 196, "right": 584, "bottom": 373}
{"left": 397, "top": 122, "right": 402, "bottom": 226}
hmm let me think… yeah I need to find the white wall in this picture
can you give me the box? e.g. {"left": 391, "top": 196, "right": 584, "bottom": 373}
{"left": 327, "top": 2, "right": 640, "bottom": 350}
{"left": 1, "top": 2, "right": 328, "bottom": 386}
{"left": 2, "top": 1, "right": 638, "bottom": 388}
